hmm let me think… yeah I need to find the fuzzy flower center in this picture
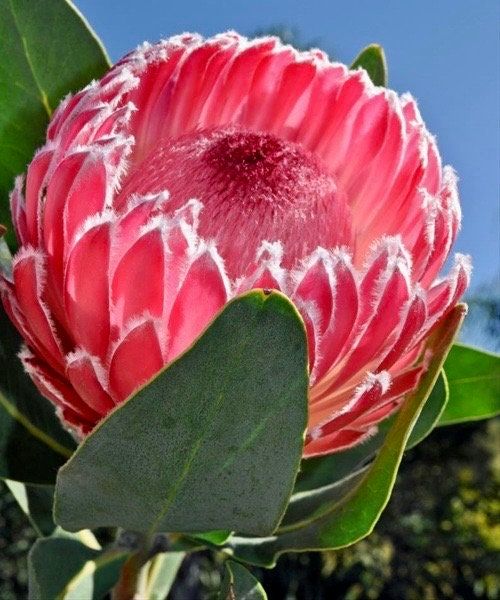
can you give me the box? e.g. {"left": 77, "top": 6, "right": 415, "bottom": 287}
{"left": 119, "top": 128, "right": 353, "bottom": 277}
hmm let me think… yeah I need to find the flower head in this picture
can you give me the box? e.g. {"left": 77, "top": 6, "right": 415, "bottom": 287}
{"left": 1, "top": 33, "right": 470, "bottom": 455}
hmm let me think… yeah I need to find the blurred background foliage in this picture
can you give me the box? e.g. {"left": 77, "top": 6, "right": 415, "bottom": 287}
{"left": 1, "top": 290, "right": 499, "bottom": 599}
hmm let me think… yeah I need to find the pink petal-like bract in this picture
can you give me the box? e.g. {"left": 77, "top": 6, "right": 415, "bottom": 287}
{"left": 1, "top": 33, "right": 471, "bottom": 454}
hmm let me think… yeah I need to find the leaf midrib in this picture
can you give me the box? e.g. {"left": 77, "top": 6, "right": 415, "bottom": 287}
{"left": 7, "top": 0, "right": 53, "bottom": 116}
{"left": 449, "top": 373, "right": 500, "bottom": 385}
{"left": 149, "top": 392, "right": 226, "bottom": 534}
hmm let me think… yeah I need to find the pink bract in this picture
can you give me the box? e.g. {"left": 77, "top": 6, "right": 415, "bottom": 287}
{"left": 1, "top": 33, "right": 470, "bottom": 456}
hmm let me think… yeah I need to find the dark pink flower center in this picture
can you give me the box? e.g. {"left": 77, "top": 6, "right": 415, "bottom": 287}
{"left": 119, "top": 128, "right": 353, "bottom": 277}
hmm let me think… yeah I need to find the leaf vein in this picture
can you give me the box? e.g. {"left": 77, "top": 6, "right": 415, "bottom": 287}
{"left": 7, "top": 0, "right": 52, "bottom": 117}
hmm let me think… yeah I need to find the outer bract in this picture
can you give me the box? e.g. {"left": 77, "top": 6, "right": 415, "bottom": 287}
{"left": 0, "top": 33, "right": 470, "bottom": 455}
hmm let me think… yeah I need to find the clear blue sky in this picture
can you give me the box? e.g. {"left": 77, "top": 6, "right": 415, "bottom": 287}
{"left": 77, "top": 0, "right": 499, "bottom": 289}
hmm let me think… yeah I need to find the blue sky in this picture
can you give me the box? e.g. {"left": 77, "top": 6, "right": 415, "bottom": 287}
{"left": 77, "top": 0, "right": 499, "bottom": 289}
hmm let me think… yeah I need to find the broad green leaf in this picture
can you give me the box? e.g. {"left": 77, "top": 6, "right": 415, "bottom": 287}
{"left": 55, "top": 291, "right": 308, "bottom": 535}
{"left": 0, "top": 241, "right": 75, "bottom": 483}
{"left": 227, "top": 305, "right": 466, "bottom": 566}
{"left": 220, "top": 561, "right": 267, "bottom": 600}
{"left": 351, "top": 44, "right": 388, "bottom": 86}
{"left": 143, "top": 552, "right": 185, "bottom": 600}
{"left": 29, "top": 533, "right": 126, "bottom": 600}
{"left": 439, "top": 344, "right": 500, "bottom": 424}
{"left": 0, "top": 0, "right": 110, "bottom": 247}
{"left": 5, "top": 480, "right": 55, "bottom": 536}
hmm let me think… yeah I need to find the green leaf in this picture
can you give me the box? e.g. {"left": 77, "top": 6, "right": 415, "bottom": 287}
{"left": 0, "top": 240, "right": 75, "bottom": 484}
{"left": 143, "top": 552, "right": 185, "bottom": 600}
{"left": 29, "top": 529, "right": 126, "bottom": 600}
{"left": 0, "top": 0, "right": 110, "bottom": 247}
{"left": 350, "top": 44, "right": 388, "bottom": 86}
{"left": 5, "top": 480, "right": 55, "bottom": 536}
{"left": 406, "top": 370, "right": 449, "bottom": 447}
{"left": 59, "top": 551, "right": 128, "bottom": 600}
{"left": 279, "top": 467, "right": 367, "bottom": 530}
{"left": 29, "top": 534, "right": 97, "bottom": 600}
{"left": 193, "top": 530, "right": 232, "bottom": 545}
{"left": 294, "top": 428, "right": 386, "bottom": 494}
{"left": 439, "top": 344, "right": 500, "bottom": 425}
{"left": 380, "top": 370, "right": 450, "bottom": 450}
{"left": 55, "top": 291, "right": 309, "bottom": 536}
{"left": 227, "top": 305, "right": 466, "bottom": 567}
{"left": 220, "top": 561, "right": 267, "bottom": 600}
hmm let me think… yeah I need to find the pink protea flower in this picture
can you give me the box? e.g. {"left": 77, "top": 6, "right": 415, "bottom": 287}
{"left": 1, "top": 33, "right": 470, "bottom": 456}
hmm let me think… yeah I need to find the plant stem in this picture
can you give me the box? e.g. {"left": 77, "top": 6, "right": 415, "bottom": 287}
{"left": 111, "top": 532, "right": 153, "bottom": 600}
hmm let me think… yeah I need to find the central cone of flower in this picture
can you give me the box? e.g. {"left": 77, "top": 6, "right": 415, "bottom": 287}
{"left": 119, "top": 127, "right": 351, "bottom": 276}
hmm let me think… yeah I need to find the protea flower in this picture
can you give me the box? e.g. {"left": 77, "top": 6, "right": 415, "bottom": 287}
{"left": 0, "top": 33, "right": 470, "bottom": 456}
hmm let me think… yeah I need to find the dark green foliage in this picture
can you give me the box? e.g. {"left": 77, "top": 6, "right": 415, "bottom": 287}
{"left": 0, "top": 297, "right": 76, "bottom": 485}
{"left": 0, "top": 0, "right": 110, "bottom": 247}
{"left": 28, "top": 533, "right": 128, "bottom": 599}
{"left": 256, "top": 420, "right": 500, "bottom": 600}
{"left": 4, "top": 420, "right": 497, "bottom": 599}
{"left": 191, "top": 420, "right": 500, "bottom": 600}
{"left": 5, "top": 481, "right": 55, "bottom": 536}
{"left": 54, "top": 291, "right": 308, "bottom": 536}
{"left": 350, "top": 44, "right": 388, "bottom": 86}
{"left": 220, "top": 561, "right": 267, "bottom": 599}
{"left": 229, "top": 306, "right": 465, "bottom": 565}
{"left": 440, "top": 345, "right": 500, "bottom": 425}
